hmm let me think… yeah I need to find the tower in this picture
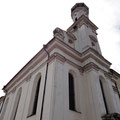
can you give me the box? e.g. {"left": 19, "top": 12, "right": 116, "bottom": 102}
{"left": 0, "top": 3, "right": 120, "bottom": 120}
{"left": 68, "top": 3, "right": 102, "bottom": 54}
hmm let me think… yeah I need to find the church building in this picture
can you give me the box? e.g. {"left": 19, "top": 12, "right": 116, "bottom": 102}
{"left": 0, "top": 3, "right": 120, "bottom": 120}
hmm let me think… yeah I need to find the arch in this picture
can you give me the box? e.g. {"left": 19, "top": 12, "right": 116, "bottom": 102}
{"left": 28, "top": 73, "right": 41, "bottom": 116}
{"left": 99, "top": 76, "right": 106, "bottom": 83}
{"left": 69, "top": 70, "right": 76, "bottom": 79}
{"left": 10, "top": 87, "right": 22, "bottom": 120}
{"left": 68, "top": 71, "right": 75, "bottom": 111}
{"left": 0, "top": 98, "right": 9, "bottom": 120}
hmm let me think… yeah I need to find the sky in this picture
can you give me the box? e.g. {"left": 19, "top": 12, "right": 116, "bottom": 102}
{"left": 0, "top": 0, "right": 120, "bottom": 96}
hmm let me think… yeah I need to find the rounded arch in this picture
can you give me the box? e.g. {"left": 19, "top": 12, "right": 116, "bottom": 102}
{"left": 18, "top": 87, "right": 22, "bottom": 94}
{"left": 99, "top": 75, "right": 106, "bottom": 83}
{"left": 34, "top": 72, "right": 41, "bottom": 82}
{"left": 28, "top": 72, "right": 42, "bottom": 116}
{"left": 69, "top": 70, "right": 76, "bottom": 79}
{"left": 99, "top": 75, "right": 109, "bottom": 114}
{"left": 68, "top": 70, "right": 76, "bottom": 111}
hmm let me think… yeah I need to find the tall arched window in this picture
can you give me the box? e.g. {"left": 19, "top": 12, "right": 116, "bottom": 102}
{"left": 69, "top": 73, "right": 75, "bottom": 111}
{"left": 0, "top": 98, "right": 9, "bottom": 120}
{"left": 28, "top": 73, "right": 41, "bottom": 116}
{"left": 10, "top": 88, "right": 22, "bottom": 120}
{"left": 99, "top": 78, "right": 108, "bottom": 114}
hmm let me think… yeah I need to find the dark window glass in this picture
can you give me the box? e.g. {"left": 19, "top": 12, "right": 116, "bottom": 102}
{"left": 13, "top": 92, "right": 21, "bottom": 120}
{"left": 75, "top": 18, "right": 77, "bottom": 21}
{"left": 69, "top": 73, "right": 75, "bottom": 110}
{"left": 99, "top": 80, "right": 108, "bottom": 114}
{"left": 32, "top": 77, "right": 41, "bottom": 115}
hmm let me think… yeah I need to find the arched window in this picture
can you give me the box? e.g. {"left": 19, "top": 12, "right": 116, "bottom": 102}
{"left": 69, "top": 73, "right": 75, "bottom": 111}
{"left": 10, "top": 88, "right": 22, "bottom": 120}
{"left": 99, "top": 78, "right": 108, "bottom": 114}
{"left": 0, "top": 98, "right": 9, "bottom": 120}
{"left": 28, "top": 73, "right": 41, "bottom": 116}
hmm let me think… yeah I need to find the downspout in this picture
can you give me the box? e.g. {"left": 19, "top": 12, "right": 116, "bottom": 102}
{"left": 40, "top": 45, "right": 50, "bottom": 120}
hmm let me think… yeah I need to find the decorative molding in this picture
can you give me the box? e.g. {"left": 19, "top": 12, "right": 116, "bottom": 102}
{"left": 67, "top": 15, "right": 98, "bottom": 32}
{"left": 67, "top": 31, "right": 76, "bottom": 40}
{"left": 83, "top": 62, "right": 99, "bottom": 72}
{"left": 11, "top": 87, "right": 16, "bottom": 93}
{"left": 112, "top": 86, "right": 118, "bottom": 93}
{"left": 81, "top": 54, "right": 110, "bottom": 69}
{"left": 102, "top": 113, "right": 120, "bottom": 120}
{"left": 3, "top": 38, "right": 112, "bottom": 92}
{"left": 81, "top": 48, "right": 111, "bottom": 66}
{"left": 25, "top": 74, "right": 32, "bottom": 81}
{"left": 89, "top": 35, "right": 97, "bottom": 43}
{"left": 53, "top": 27, "right": 65, "bottom": 41}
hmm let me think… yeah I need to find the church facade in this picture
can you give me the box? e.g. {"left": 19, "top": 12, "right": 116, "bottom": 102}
{"left": 0, "top": 3, "right": 120, "bottom": 120}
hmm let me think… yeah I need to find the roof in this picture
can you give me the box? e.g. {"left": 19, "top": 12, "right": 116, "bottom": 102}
{"left": 71, "top": 3, "right": 89, "bottom": 12}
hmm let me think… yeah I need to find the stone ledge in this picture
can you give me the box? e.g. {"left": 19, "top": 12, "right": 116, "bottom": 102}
{"left": 102, "top": 113, "right": 120, "bottom": 120}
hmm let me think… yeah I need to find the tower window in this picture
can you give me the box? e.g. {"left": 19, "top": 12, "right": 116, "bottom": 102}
{"left": 91, "top": 42, "right": 95, "bottom": 46}
{"left": 69, "top": 73, "right": 75, "bottom": 111}
{"left": 89, "top": 35, "right": 97, "bottom": 49}
{"left": 73, "top": 25, "right": 77, "bottom": 30}
{"left": 75, "top": 18, "right": 77, "bottom": 21}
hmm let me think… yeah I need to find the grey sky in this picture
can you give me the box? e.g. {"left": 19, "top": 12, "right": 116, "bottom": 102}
{"left": 0, "top": 0, "right": 120, "bottom": 96}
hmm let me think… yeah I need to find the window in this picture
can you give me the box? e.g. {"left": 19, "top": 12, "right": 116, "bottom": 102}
{"left": 91, "top": 42, "right": 95, "bottom": 46}
{"left": 89, "top": 35, "right": 97, "bottom": 49}
{"left": 69, "top": 73, "right": 75, "bottom": 111}
{"left": 75, "top": 18, "right": 77, "bottom": 21}
{"left": 0, "top": 98, "right": 9, "bottom": 120}
{"left": 10, "top": 88, "right": 22, "bottom": 120}
{"left": 28, "top": 74, "right": 41, "bottom": 116}
{"left": 99, "top": 79, "right": 108, "bottom": 114}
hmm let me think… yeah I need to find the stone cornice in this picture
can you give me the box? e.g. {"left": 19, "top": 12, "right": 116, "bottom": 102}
{"left": 54, "top": 38, "right": 111, "bottom": 67}
{"left": 67, "top": 15, "right": 98, "bottom": 32}
{"left": 3, "top": 38, "right": 112, "bottom": 92}
{"left": 4, "top": 51, "right": 114, "bottom": 94}
{"left": 81, "top": 48, "right": 111, "bottom": 66}
{"left": 67, "top": 31, "right": 77, "bottom": 40}
{"left": 110, "top": 69, "right": 120, "bottom": 78}
{"left": 55, "top": 40, "right": 111, "bottom": 69}
{"left": 83, "top": 62, "right": 99, "bottom": 72}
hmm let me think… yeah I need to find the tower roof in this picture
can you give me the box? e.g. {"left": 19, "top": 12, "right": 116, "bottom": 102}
{"left": 71, "top": 3, "right": 89, "bottom": 12}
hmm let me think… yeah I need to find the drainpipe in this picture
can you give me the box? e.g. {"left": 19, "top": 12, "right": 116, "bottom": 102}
{"left": 40, "top": 45, "right": 49, "bottom": 120}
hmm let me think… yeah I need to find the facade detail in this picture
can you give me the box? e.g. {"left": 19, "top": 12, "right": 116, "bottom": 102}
{"left": 0, "top": 3, "right": 120, "bottom": 120}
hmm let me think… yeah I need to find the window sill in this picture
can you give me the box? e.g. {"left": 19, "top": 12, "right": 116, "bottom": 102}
{"left": 27, "top": 113, "right": 36, "bottom": 118}
{"left": 69, "top": 109, "right": 81, "bottom": 114}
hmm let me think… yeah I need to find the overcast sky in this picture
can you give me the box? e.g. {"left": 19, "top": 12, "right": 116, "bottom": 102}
{"left": 0, "top": 0, "right": 120, "bottom": 96}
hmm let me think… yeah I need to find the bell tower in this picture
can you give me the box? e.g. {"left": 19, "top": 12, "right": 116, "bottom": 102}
{"left": 68, "top": 3, "right": 102, "bottom": 54}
